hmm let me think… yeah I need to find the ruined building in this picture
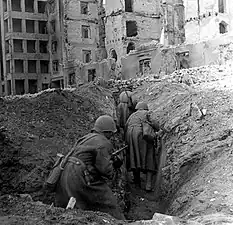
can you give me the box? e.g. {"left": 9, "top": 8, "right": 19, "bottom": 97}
{"left": 45, "top": 0, "right": 104, "bottom": 87}
{"left": 0, "top": 0, "right": 50, "bottom": 95}
{"left": 105, "top": 0, "right": 162, "bottom": 62}
{"left": 184, "top": 0, "right": 233, "bottom": 43}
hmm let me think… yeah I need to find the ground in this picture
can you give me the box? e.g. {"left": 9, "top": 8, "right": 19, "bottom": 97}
{"left": 1, "top": 66, "right": 233, "bottom": 224}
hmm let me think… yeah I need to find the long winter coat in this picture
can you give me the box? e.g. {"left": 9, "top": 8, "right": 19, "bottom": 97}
{"left": 125, "top": 110, "right": 159, "bottom": 173}
{"left": 55, "top": 131, "right": 125, "bottom": 220}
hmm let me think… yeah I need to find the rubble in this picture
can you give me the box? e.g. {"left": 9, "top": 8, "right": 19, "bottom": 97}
{"left": 168, "top": 64, "right": 233, "bottom": 86}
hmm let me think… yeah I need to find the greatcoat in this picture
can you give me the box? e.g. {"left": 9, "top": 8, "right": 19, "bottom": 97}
{"left": 125, "top": 110, "right": 159, "bottom": 173}
{"left": 55, "top": 131, "right": 125, "bottom": 220}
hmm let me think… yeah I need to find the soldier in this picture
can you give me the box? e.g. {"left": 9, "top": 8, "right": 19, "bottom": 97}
{"left": 117, "top": 90, "right": 137, "bottom": 132}
{"left": 125, "top": 102, "right": 160, "bottom": 192}
{"left": 55, "top": 115, "right": 125, "bottom": 220}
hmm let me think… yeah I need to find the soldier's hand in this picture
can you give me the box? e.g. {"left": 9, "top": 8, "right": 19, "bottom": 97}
{"left": 111, "top": 155, "right": 123, "bottom": 169}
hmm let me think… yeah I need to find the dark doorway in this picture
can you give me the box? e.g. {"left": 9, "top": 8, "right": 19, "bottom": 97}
{"left": 127, "top": 42, "right": 135, "bottom": 54}
{"left": 110, "top": 49, "right": 118, "bottom": 61}
{"left": 88, "top": 69, "right": 96, "bottom": 82}
{"left": 28, "top": 79, "right": 37, "bottom": 94}
{"left": 15, "top": 79, "right": 25, "bottom": 95}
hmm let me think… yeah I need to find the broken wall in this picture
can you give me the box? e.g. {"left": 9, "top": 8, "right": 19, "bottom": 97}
{"left": 105, "top": 14, "right": 161, "bottom": 61}
{"left": 184, "top": 0, "right": 233, "bottom": 44}
{"left": 122, "top": 34, "right": 233, "bottom": 78}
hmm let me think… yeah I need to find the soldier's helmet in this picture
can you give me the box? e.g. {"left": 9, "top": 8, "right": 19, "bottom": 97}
{"left": 135, "top": 102, "right": 149, "bottom": 110}
{"left": 93, "top": 115, "right": 117, "bottom": 133}
{"left": 119, "top": 91, "right": 132, "bottom": 103}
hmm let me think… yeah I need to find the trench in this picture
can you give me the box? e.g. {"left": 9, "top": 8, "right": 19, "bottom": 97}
{"left": 0, "top": 87, "right": 208, "bottom": 223}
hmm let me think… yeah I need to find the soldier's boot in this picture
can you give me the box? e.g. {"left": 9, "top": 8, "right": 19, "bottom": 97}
{"left": 145, "top": 171, "right": 153, "bottom": 192}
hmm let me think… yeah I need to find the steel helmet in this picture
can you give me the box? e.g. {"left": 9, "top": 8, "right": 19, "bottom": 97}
{"left": 119, "top": 91, "right": 132, "bottom": 103}
{"left": 135, "top": 101, "right": 149, "bottom": 110}
{"left": 93, "top": 115, "right": 117, "bottom": 133}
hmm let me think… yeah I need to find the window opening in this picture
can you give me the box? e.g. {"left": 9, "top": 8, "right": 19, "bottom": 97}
{"left": 126, "top": 21, "right": 137, "bottom": 37}
{"left": 82, "top": 50, "right": 91, "bottom": 63}
{"left": 26, "top": 20, "right": 35, "bottom": 33}
{"left": 81, "top": 2, "right": 88, "bottom": 14}
{"left": 27, "top": 40, "right": 36, "bottom": 53}
{"left": 82, "top": 25, "right": 90, "bottom": 38}
{"left": 13, "top": 19, "right": 22, "bottom": 32}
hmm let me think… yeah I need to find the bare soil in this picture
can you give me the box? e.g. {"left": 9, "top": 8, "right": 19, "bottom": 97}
{"left": 1, "top": 72, "right": 233, "bottom": 224}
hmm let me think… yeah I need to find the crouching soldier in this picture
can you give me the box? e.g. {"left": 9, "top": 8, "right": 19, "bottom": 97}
{"left": 55, "top": 115, "right": 125, "bottom": 220}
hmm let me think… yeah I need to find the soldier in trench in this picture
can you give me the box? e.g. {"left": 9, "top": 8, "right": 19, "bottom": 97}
{"left": 116, "top": 90, "right": 137, "bottom": 135}
{"left": 55, "top": 115, "right": 125, "bottom": 220}
{"left": 125, "top": 102, "right": 160, "bottom": 191}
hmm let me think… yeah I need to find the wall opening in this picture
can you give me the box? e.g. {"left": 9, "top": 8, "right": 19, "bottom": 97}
{"left": 6, "top": 61, "right": 10, "bottom": 74}
{"left": 139, "top": 58, "right": 151, "bottom": 75}
{"left": 50, "top": 20, "right": 56, "bottom": 33}
{"left": 25, "top": 0, "right": 34, "bottom": 13}
{"left": 28, "top": 79, "right": 37, "bottom": 94}
{"left": 40, "top": 60, "right": 49, "bottom": 73}
{"left": 51, "top": 80, "right": 61, "bottom": 88}
{"left": 39, "top": 21, "right": 48, "bottom": 34}
{"left": 82, "top": 25, "right": 90, "bottom": 38}
{"left": 4, "top": 19, "right": 8, "bottom": 33}
{"left": 68, "top": 73, "right": 76, "bottom": 85}
{"left": 7, "top": 80, "right": 12, "bottom": 95}
{"left": 38, "top": 1, "right": 46, "bottom": 13}
{"left": 13, "top": 19, "right": 22, "bottom": 32}
{"left": 5, "top": 40, "right": 9, "bottom": 54}
{"left": 13, "top": 39, "right": 23, "bottom": 52}
{"left": 39, "top": 40, "right": 48, "bottom": 53}
{"left": 88, "top": 69, "right": 96, "bottom": 82}
{"left": 82, "top": 50, "right": 91, "bottom": 63}
{"left": 52, "top": 41, "right": 57, "bottom": 53}
{"left": 219, "top": 21, "right": 228, "bottom": 33}
{"left": 28, "top": 60, "right": 37, "bottom": 73}
{"left": 110, "top": 49, "right": 118, "bottom": 61}
{"left": 15, "top": 79, "right": 25, "bottom": 95}
{"left": 27, "top": 40, "right": 36, "bottom": 53}
{"left": 26, "top": 20, "right": 35, "bottom": 33}
{"left": 218, "top": 0, "right": 226, "bottom": 13}
{"left": 126, "top": 21, "right": 138, "bottom": 37}
{"left": 80, "top": 1, "right": 88, "bottom": 14}
{"left": 15, "top": 60, "right": 24, "bottom": 73}
{"left": 52, "top": 60, "right": 59, "bottom": 73}
{"left": 3, "top": 0, "right": 7, "bottom": 12}
{"left": 125, "top": 0, "right": 133, "bottom": 12}
{"left": 42, "top": 83, "right": 49, "bottom": 90}
{"left": 11, "top": 0, "right": 21, "bottom": 12}
{"left": 127, "top": 42, "right": 135, "bottom": 54}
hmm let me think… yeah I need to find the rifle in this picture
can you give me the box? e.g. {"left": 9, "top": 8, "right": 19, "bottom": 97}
{"left": 111, "top": 145, "right": 128, "bottom": 157}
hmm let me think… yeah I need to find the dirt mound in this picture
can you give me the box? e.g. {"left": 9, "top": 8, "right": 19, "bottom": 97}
{"left": 132, "top": 76, "right": 233, "bottom": 222}
{"left": 0, "top": 85, "right": 116, "bottom": 201}
{"left": 0, "top": 195, "right": 124, "bottom": 225}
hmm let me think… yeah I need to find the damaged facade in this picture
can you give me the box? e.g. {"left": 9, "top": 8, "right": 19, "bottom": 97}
{"left": 0, "top": 0, "right": 50, "bottom": 95}
{"left": 105, "top": 0, "right": 162, "bottom": 62}
{"left": 184, "top": 0, "right": 233, "bottom": 43}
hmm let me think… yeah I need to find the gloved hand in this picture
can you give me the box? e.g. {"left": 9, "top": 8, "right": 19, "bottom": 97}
{"left": 111, "top": 155, "right": 123, "bottom": 169}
